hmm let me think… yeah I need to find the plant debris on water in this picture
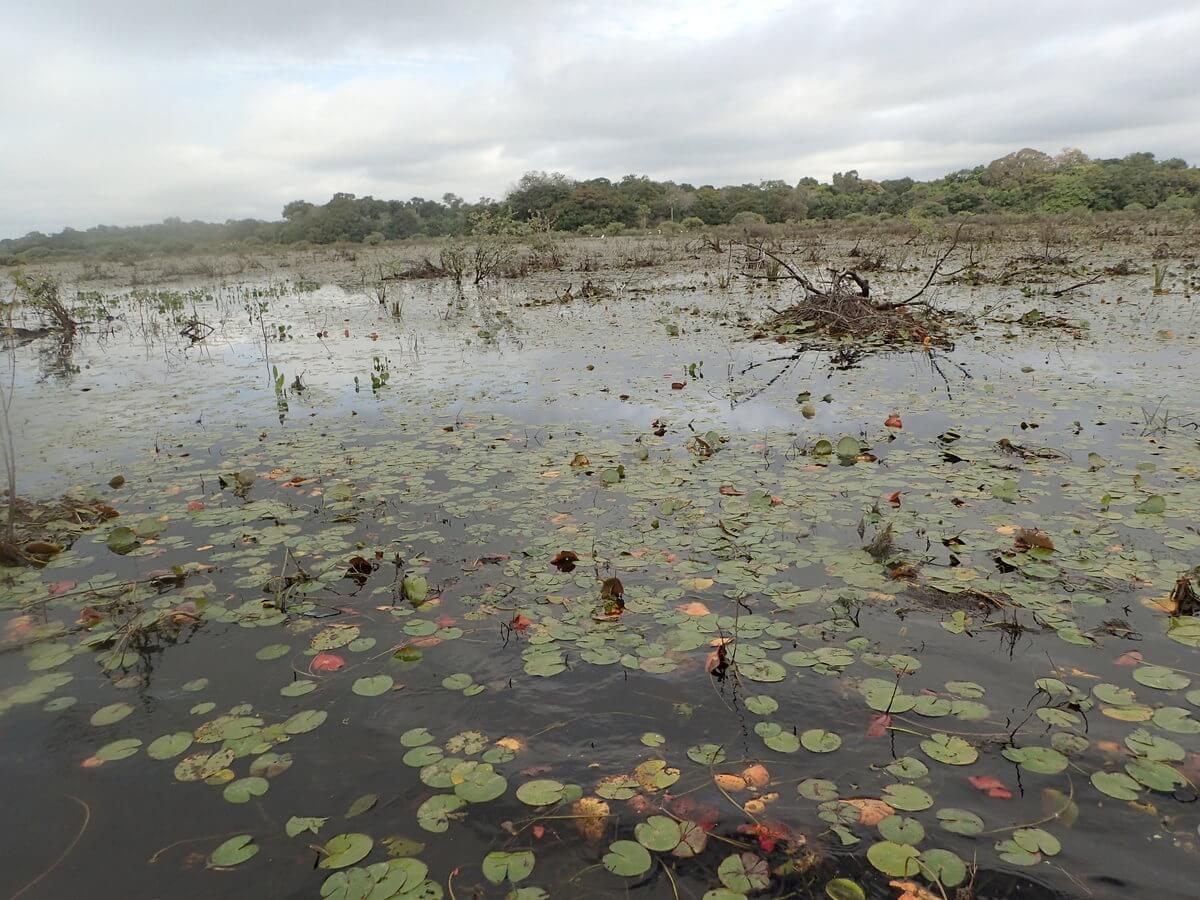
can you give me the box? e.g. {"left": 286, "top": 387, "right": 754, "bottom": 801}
{"left": 1, "top": 218, "right": 1200, "bottom": 899}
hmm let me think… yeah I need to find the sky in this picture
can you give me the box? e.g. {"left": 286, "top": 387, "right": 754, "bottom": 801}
{"left": 3, "top": 0, "right": 1199, "bottom": 237}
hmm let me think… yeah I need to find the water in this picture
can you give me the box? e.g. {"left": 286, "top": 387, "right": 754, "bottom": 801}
{"left": 1, "top": 237, "right": 1198, "bottom": 899}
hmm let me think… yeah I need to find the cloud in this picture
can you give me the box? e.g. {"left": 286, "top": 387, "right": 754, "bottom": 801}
{"left": 3, "top": 0, "right": 1199, "bottom": 235}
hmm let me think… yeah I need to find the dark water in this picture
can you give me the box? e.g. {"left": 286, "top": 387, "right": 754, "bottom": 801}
{"left": 2, "top": 262, "right": 1199, "bottom": 899}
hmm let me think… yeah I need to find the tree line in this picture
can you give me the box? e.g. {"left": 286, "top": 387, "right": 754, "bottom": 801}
{"left": 4, "top": 148, "right": 1198, "bottom": 259}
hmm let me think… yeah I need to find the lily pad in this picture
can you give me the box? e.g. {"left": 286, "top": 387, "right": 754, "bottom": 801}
{"left": 602, "top": 840, "right": 651, "bottom": 877}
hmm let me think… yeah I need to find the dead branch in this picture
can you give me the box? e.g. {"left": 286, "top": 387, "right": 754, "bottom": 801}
{"left": 1051, "top": 274, "right": 1105, "bottom": 298}
{"left": 886, "top": 222, "right": 965, "bottom": 308}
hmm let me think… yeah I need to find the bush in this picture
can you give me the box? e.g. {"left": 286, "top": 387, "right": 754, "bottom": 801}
{"left": 730, "top": 211, "right": 766, "bottom": 226}
{"left": 364, "top": 232, "right": 385, "bottom": 246}
{"left": 680, "top": 216, "right": 705, "bottom": 231}
{"left": 601, "top": 222, "right": 624, "bottom": 237}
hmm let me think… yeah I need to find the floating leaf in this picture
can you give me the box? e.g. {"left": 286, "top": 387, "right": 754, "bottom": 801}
{"left": 801, "top": 729, "right": 842, "bottom": 753}
{"left": 417, "top": 795, "right": 466, "bottom": 833}
{"left": 1134, "top": 495, "right": 1166, "bottom": 514}
{"left": 400, "top": 727, "right": 434, "bottom": 747}
{"left": 1125, "top": 758, "right": 1186, "bottom": 792}
{"left": 1001, "top": 745, "right": 1067, "bottom": 775}
{"left": 352, "top": 675, "right": 394, "bottom": 697}
{"left": 866, "top": 841, "right": 920, "bottom": 877}
{"left": 920, "top": 848, "right": 967, "bottom": 887}
{"left": 94, "top": 738, "right": 142, "bottom": 761}
{"left": 718, "top": 852, "right": 770, "bottom": 892}
{"left": 516, "top": 779, "right": 566, "bottom": 807}
{"left": 1132, "top": 666, "right": 1189, "bottom": 691}
{"left": 223, "top": 776, "right": 269, "bottom": 804}
{"left": 1091, "top": 771, "right": 1141, "bottom": 800}
{"left": 319, "top": 833, "right": 374, "bottom": 869}
{"left": 208, "top": 835, "right": 258, "bottom": 868}
{"left": 286, "top": 816, "right": 328, "bottom": 837}
{"left": 936, "top": 808, "right": 983, "bottom": 835}
{"left": 482, "top": 850, "right": 535, "bottom": 884}
{"left": 878, "top": 815, "right": 924, "bottom": 845}
{"left": 283, "top": 709, "right": 327, "bottom": 734}
{"left": 90, "top": 702, "right": 134, "bottom": 726}
{"left": 745, "top": 695, "right": 778, "bottom": 715}
{"left": 688, "top": 743, "right": 727, "bottom": 765}
{"left": 798, "top": 778, "right": 839, "bottom": 802}
{"left": 147, "top": 731, "right": 193, "bottom": 760}
{"left": 635, "top": 815, "right": 681, "bottom": 852}
{"left": 346, "top": 793, "right": 378, "bottom": 818}
{"left": 825, "top": 878, "right": 866, "bottom": 900}
{"left": 454, "top": 764, "right": 507, "bottom": 803}
{"left": 920, "top": 733, "right": 978, "bottom": 766}
{"left": 880, "top": 784, "right": 933, "bottom": 812}
{"left": 602, "top": 840, "right": 651, "bottom": 877}
{"left": 256, "top": 643, "right": 290, "bottom": 661}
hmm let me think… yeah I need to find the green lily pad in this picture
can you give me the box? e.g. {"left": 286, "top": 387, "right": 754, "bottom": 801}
{"left": 798, "top": 778, "right": 839, "bottom": 801}
{"left": 482, "top": 850, "right": 535, "bottom": 884}
{"left": 516, "top": 779, "right": 566, "bottom": 807}
{"left": 635, "top": 815, "right": 681, "bottom": 852}
{"left": 208, "top": 834, "right": 258, "bottom": 868}
{"left": 825, "top": 878, "right": 866, "bottom": 900}
{"left": 881, "top": 783, "right": 933, "bottom": 811}
{"left": 921, "top": 733, "right": 978, "bottom": 765}
{"left": 936, "top": 808, "right": 983, "bottom": 836}
{"left": 1132, "top": 666, "right": 1189, "bottom": 691}
{"left": 866, "top": 841, "right": 920, "bottom": 877}
{"left": 1091, "top": 771, "right": 1141, "bottom": 800}
{"left": 95, "top": 738, "right": 142, "bottom": 761}
{"left": 286, "top": 816, "right": 328, "bottom": 837}
{"left": 90, "top": 702, "right": 134, "bottom": 726}
{"left": 319, "top": 833, "right": 374, "bottom": 869}
{"left": 878, "top": 815, "right": 924, "bottom": 844}
{"left": 351, "top": 675, "right": 394, "bottom": 697}
{"left": 346, "top": 793, "right": 377, "bottom": 818}
{"left": 920, "top": 848, "right": 966, "bottom": 886}
{"left": 801, "top": 729, "right": 842, "bottom": 753}
{"left": 223, "top": 776, "right": 269, "bottom": 804}
{"left": 283, "top": 709, "right": 327, "bottom": 734}
{"left": 718, "top": 852, "right": 770, "bottom": 892}
{"left": 416, "top": 794, "right": 466, "bottom": 833}
{"left": 745, "top": 695, "right": 778, "bottom": 715}
{"left": 401, "top": 727, "right": 435, "bottom": 747}
{"left": 688, "top": 743, "right": 727, "bottom": 765}
{"left": 256, "top": 643, "right": 290, "bottom": 661}
{"left": 602, "top": 840, "right": 651, "bottom": 877}
{"left": 1001, "top": 745, "right": 1067, "bottom": 774}
{"left": 147, "top": 731, "right": 193, "bottom": 760}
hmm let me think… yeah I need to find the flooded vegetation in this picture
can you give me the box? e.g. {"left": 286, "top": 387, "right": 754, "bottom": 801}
{"left": 2, "top": 215, "right": 1199, "bottom": 900}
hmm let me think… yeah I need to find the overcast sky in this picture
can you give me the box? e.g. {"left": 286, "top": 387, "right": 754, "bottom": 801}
{"left": 3, "top": 0, "right": 1199, "bottom": 237}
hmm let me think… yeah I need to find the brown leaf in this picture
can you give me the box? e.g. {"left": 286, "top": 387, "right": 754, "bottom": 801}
{"left": 1015, "top": 528, "right": 1055, "bottom": 551}
{"left": 742, "top": 764, "right": 770, "bottom": 789}
{"left": 572, "top": 796, "right": 611, "bottom": 843}
{"left": 889, "top": 879, "right": 939, "bottom": 900}
{"left": 844, "top": 798, "right": 894, "bottom": 826}
{"left": 714, "top": 773, "right": 747, "bottom": 792}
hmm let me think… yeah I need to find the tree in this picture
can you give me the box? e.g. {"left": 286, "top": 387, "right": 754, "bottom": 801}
{"left": 506, "top": 172, "right": 574, "bottom": 220}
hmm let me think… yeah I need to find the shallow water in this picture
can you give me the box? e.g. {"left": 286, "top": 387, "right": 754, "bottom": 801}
{"left": 2, "top": 250, "right": 1199, "bottom": 899}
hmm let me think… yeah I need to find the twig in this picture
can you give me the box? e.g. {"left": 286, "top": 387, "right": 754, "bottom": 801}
{"left": 891, "top": 222, "right": 965, "bottom": 307}
{"left": 11, "top": 794, "right": 91, "bottom": 899}
{"left": 1051, "top": 274, "right": 1104, "bottom": 298}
